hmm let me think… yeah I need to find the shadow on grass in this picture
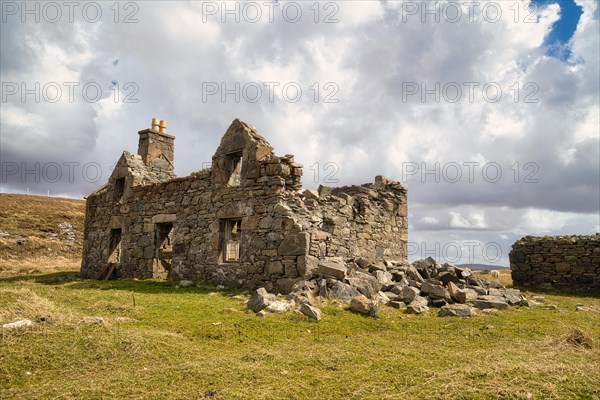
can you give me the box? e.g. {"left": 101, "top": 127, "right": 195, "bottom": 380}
{"left": 0, "top": 271, "right": 247, "bottom": 296}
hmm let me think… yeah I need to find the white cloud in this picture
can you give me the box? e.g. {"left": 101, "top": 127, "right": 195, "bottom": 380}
{"left": 421, "top": 216, "right": 439, "bottom": 225}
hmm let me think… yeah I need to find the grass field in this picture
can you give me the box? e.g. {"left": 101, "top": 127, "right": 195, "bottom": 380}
{"left": 1, "top": 194, "right": 599, "bottom": 399}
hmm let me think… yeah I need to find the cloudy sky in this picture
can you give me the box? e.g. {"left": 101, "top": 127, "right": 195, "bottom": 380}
{"left": 1, "top": 0, "right": 599, "bottom": 265}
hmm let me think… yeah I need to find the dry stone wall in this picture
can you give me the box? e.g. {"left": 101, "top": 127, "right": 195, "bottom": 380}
{"left": 509, "top": 234, "right": 600, "bottom": 291}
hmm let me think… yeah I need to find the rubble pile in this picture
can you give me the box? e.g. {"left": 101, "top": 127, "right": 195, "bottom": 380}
{"left": 248, "top": 257, "right": 529, "bottom": 319}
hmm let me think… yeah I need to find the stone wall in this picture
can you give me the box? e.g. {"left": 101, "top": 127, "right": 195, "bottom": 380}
{"left": 81, "top": 119, "right": 408, "bottom": 293}
{"left": 509, "top": 234, "right": 600, "bottom": 291}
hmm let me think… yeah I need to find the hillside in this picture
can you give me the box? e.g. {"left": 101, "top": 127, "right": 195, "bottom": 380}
{"left": 0, "top": 194, "right": 85, "bottom": 277}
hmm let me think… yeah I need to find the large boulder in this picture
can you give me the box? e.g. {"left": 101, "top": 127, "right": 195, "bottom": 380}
{"left": 437, "top": 271, "right": 461, "bottom": 285}
{"left": 406, "top": 300, "right": 429, "bottom": 314}
{"left": 501, "top": 289, "right": 524, "bottom": 305}
{"left": 473, "top": 295, "right": 509, "bottom": 310}
{"left": 455, "top": 288, "right": 478, "bottom": 303}
{"left": 329, "top": 281, "right": 361, "bottom": 301}
{"left": 439, "top": 304, "right": 476, "bottom": 317}
{"left": 413, "top": 257, "right": 437, "bottom": 279}
{"left": 397, "top": 286, "right": 420, "bottom": 303}
{"left": 317, "top": 259, "right": 347, "bottom": 279}
{"left": 373, "top": 270, "right": 393, "bottom": 286}
{"left": 266, "top": 301, "right": 293, "bottom": 313}
{"left": 350, "top": 295, "right": 378, "bottom": 318}
{"left": 347, "top": 271, "right": 382, "bottom": 299}
{"left": 406, "top": 265, "right": 425, "bottom": 283}
{"left": 300, "top": 303, "right": 323, "bottom": 320}
{"left": 349, "top": 295, "right": 372, "bottom": 314}
{"left": 421, "top": 281, "right": 451, "bottom": 301}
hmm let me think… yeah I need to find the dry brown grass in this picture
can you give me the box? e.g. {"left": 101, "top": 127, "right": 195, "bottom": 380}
{"left": 0, "top": 288, "right": 79, "bottom": 325}
{"left": 556, "top": 326, "right": 595, "bottom": 349}
{"left": 0, "top": 194, "right": 84, "bottom": 277}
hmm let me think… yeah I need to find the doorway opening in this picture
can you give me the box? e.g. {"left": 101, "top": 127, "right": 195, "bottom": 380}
{"left": 153, "top": 222, "right": 173, "bottom": 279}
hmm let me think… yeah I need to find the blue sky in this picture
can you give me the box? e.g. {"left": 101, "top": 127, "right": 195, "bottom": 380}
{"left": 533, "top": 0, "right": 584, "bottom": 59}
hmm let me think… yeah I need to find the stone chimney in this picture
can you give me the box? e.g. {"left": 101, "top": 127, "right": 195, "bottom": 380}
{"left": 137, "top": 118, "right": 175, "bottom": 171}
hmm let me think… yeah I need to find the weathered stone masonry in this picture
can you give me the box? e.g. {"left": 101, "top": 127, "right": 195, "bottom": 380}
{"left": 509, "top": 234, "right": 600, "bottom": 291}
{"left": 81, "top": 118, "right": 408, "bottom": 292}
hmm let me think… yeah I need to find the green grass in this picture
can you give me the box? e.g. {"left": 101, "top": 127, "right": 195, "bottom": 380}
{"left": 1, "top": 271, "right": 599, "bottom": 400}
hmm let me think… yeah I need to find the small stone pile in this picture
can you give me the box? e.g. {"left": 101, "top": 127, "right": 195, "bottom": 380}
{"left": 248, "top": 257, "right": 528, "bottom": 319}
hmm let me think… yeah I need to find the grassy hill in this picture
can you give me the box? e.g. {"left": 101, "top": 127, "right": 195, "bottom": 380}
{"left": 0, "top": 193, "right": 85, "bottom": 277}
{"left": 0, "top": 194, "right": 599, "bottom": 399}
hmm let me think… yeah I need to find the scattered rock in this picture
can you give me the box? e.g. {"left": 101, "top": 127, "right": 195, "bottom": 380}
{"left": 575, "top": 305, "right": 600, "bottom": 312}
{"left": 267, "top": 301, "right": 293, "bottom": 313}
{"left": 2, "top": 319, "right": 34, "bottom": 329}
{"left": 421, "top": 281, "right": 451, "bottom": 302}
{"left": 300, "top": 303, "right": 323, "bottom": 320}
{"left": 302, "top": 189, "right": 319, "bottom": 200}
{"left": 329, "top": 281, "right": 361, "bottom": 301}
{"left": 397, "top": 286, "right": 419, "bottom": 303}
{"left": 473, "top": 296, "right": 509, "bottom": 310}
{"left": 455, "top": 288, "right": 478, "bottom": 304}
{"left": 502, "top": 289, "right": 523, "bottom": 306}
{"left": 317, "top": 259, "right": 347, "bottom": 279}
{"left": 347, "top": 271, "right": 381, "bottom": 299}
{"left": 349, "top": 295, "right": 374, "bottom": 315}
{"left": 256, "top": 310, "right": 268, "bottom": 318}
{"left": 429, "top": 298, "right": 448, "bottom": 308}
{"left": 437, "top": 271, "right": 461, "bottom": 285}
{"left": 447, "top": 281, "right": 460, "bottom": 300}
{"left": 178, "top": 280, "right": 195, "bottom": 287}
{"left": 406, "top": 265, "right": 425, "bottom": 283}
{"left": 439, "top": 304, "right": 475, "bottom": 317}
{"left": 521, "top": 299, "right": 543, "bottom": 307}
{"left": 388, "top": 301, "right": 406, "bottom": 309}
{"left": 247, "top": 288, "right": 277, "bottom": 312}
{"left": 374, "top": 291, "right": 391, "bottom": 305}
{"left": 373, "top": 270, "right": 393, "bottom": 286}
{"left": 406, "top": 301, "right": 429, "bottom": 314}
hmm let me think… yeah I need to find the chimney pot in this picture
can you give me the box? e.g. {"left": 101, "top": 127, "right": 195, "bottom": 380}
{"left": 159, "top": 120, "right": 167, "bottom": 134}
{"left": 151, "top": 118, "right": 160, "bottom": 131}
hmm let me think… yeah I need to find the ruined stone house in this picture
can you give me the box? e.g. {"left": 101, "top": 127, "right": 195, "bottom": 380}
{"left": 81, "top": 118, "right": 408, "bottom": 292}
